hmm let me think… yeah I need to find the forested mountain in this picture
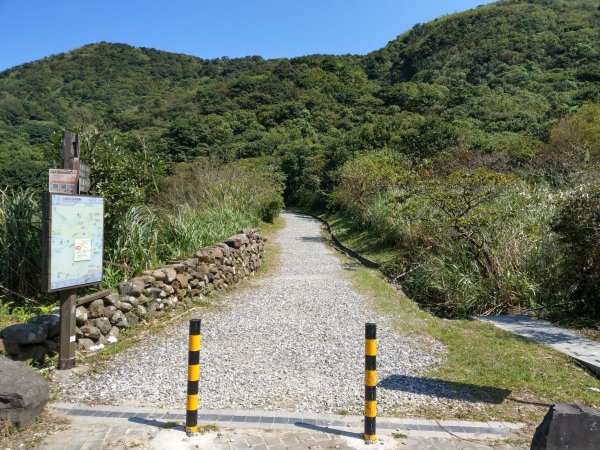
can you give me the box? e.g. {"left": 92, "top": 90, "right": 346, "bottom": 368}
{"left": 2, "top": 0, "right": 600, "bottom": 317}
{"left": 2, "top": 0, "right": 599, "bottom": 191}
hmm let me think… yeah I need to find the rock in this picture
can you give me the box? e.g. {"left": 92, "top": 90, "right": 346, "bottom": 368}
{"left": 16, "top": 345, "right": 47, "bottom": 364}
{"left": 80, "top": 325, "right": 101, "bottom": 341}
{"left": 0, "top": 356, "right": 49, "bottom": 428}
{"left": 163, "top": 267, "right": 177, "bottom": 283}
{"left": 91, "top": 317, "right": 112, "bottom": 335}
{"left": 125, "top": 312, "right": 139, "bottom": 327}
{"left": 27, "top": 315, "right": 60, "bottom": 338}
{"left": 153, "top": 270, "right": 166, "bottom": 281}
{"left": 1, "top": 324, "right": 47, "bottom": 345}
{"left": 77, "top": 338, "right": 95, "bottom": 351}
{"left": 531, "top": 403, "right": 600, "bottom": 450}
{"left": 103, "top": 305, "right": 117, "bottom": 318}
{"left": 110, "top": 310, "right": 128, "bottom": 328}
{"left": 117, "top": 301, "right": 132, "bottom": 312}
{"left": 88, "top": 299, "right": 105, "bottom": 318}
{"left": 175, "top": 274, "right": 189, "bottom": 289}
{"left": 224, "top": 234, "right": 249, "bottom": 249}
{"left": 42, "top": 339, "right": 58, "bottom": 352}
{"left": 0, "top": 338, "right": 20, "bottom": 355}
{"left": 146, "top": 303, "right": 158, "bottom": 319}
{"left": 145, "top": 287, "right": 163, "bottom": 298}
{"left": 136, "top": 305, "right": 147, "bottom": 318}
{"left": 163, "top": 284, "right": 175, "bottom": 295}
{"left": 120, "top": 295, "right": 139, "bottom": 306}
{"left": 75, "top": 306, "right": 88, "bottom": 326}
{"left": 104, "top": 293, "right": 120, "bottom": 306}
{"left": 197, "top": 250, "right": 215, "bottom": 263}
{"left": 108, "top": 327, "right": 119, "bottom": 339}
{"left": 118, "top": 279, "right": 145, "bottom": 297}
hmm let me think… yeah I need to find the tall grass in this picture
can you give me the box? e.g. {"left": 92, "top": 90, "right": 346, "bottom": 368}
{"left": 103, "top": 157, "right": 283, "bottom": 286}
{"left": 0, "top": 188, "right": 41, "bottom": 300}
{"left": 332, "top": 152, "right": 561, "bottom": 317}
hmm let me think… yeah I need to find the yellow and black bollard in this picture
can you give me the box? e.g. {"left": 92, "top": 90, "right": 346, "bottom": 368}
{"left": 364, "top": 322, "right": 377, "bottom": 441}
{"left": 186, "top": 319, "right": 201, "bottom": 434}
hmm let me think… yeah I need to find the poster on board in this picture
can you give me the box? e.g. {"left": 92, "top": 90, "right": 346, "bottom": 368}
{"left": 42, "top": 193, "right": 104, "bottom": 292}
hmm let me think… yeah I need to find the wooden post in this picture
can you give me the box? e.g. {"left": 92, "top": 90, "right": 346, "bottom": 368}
{"left": 57, "top": 131, "right": 80, "bottom": 370}
{"left": 58, "top": 289, "right": 77, "bottom": 369}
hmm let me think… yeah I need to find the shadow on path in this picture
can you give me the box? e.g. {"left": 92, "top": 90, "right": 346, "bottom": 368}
{"left": 294, "top": 421, "right": 362, "bottom": 440}
{"left": 379, "top": 374, "right": 511, "bottom": 404}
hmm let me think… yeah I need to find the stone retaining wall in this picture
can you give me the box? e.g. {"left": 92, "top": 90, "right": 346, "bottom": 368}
{"left": 0, "top": 228, "right": 266, "bottom": 364}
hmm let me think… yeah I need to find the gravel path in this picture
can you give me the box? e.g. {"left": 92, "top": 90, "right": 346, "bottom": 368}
{"left": 59, "top": 212, "right": 449, "bottom": 414}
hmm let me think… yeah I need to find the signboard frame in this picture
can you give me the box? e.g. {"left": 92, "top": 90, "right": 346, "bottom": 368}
{"left": 41, "top": 192, "right": 104, "bottom": 293}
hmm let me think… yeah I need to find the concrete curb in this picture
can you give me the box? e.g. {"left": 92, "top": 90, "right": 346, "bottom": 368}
{"left": 50, "top": 402, "right": 524, "bottom": 441}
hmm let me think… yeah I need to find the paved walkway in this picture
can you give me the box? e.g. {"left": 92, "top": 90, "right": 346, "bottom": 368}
{"left": 476, "top": 315, "right": 600, "bottom": 375}
{"left": 42, "top": 403, "right": 525, "bottom": 450}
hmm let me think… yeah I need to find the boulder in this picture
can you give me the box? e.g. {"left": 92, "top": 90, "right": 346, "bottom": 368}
{"left": 27, "top": 315, "right": 60, "bottom": 338}
{"left": 0, "top": 338, "right": 20, "bottom": 355}
{"left": 0, "top": 357, "right": 49, "bottom": 428}
{"left": 531, "top": 403, "right": 600, "bottom": 450}
{"left": 42, "top": 339, "right": 58, "bottom": 352}
{"left": 118, "top": 279, "right": 145, "bottom": 297}
{"left": 75, "top": 306, "right": 88, "bottom": 326}
{"left": 1, "top": 324, "right": 47, "bottom": 345}
{"left": 15, "top": 345, "right": 47, "bottom": 364}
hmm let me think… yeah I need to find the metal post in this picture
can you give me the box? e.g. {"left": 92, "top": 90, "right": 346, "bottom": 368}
{"left": 364, "top": 322, "right": 377, "bottom": 441}
{"left": 58, "top": 289, "right": 77, "bottom": 369}
{"left": 186, "top": 319, "right": 201, "bottom": 434}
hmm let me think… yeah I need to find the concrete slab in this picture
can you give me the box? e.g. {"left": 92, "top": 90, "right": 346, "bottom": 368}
{"left": 475, "top": 315, "right": 600, "bottom": 375}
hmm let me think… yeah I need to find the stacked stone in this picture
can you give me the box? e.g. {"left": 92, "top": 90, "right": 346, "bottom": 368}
{"left": 0, "top": 315, "right": 60, "bottom": 364}
{"left": 0, "top": 229, "right": 266, "bottom": 362}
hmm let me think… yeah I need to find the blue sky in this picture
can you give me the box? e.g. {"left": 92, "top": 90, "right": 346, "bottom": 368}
{"left": 0, "top": 0, "right": 493, "bottom": 71}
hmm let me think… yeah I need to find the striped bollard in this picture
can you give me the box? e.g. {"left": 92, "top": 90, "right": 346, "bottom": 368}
{"left": 186, "top": 319, "right": 201, "bottom": 434}
{"left": 364, "top": 322, "right": 377, "bottom": 441}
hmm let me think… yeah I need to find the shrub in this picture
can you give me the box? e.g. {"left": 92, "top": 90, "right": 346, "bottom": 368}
{"left": 552, "top": 181, "right": 600, "bottom": 317}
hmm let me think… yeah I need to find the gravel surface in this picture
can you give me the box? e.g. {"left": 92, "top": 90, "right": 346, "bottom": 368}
{"left": 58, "top": 212, "right": 451, "bottom": 414}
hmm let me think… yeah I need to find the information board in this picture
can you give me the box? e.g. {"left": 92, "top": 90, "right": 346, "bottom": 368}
{"left": 42, "top": 194, "right": 104, "bottom": 292}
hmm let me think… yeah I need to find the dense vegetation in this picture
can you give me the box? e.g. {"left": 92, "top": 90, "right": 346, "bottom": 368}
{"left": 1, "top": 0, "right": 600, "bottom": 318}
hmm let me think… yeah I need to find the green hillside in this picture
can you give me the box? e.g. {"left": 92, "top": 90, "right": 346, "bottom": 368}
{"left": 2, "top": 0, "right": 600, "bottom": 318}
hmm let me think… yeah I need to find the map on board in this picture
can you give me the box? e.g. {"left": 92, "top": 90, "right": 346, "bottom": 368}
{"left": 49, "top": 195, "right": 104, "bottom": 291}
